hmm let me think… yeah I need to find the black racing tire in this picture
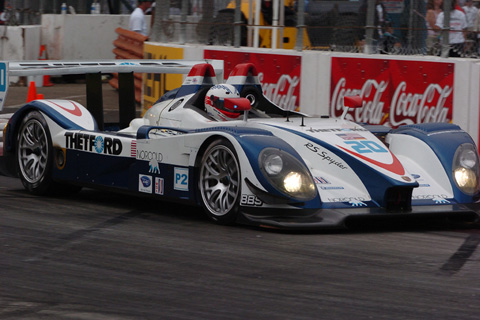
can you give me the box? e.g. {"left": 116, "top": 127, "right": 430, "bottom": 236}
{"left": 16, "top": 111, "right": 55, "bottom": 195}
{"left": 198, "top": 138, "right": 241, "bottom": 225}
{"left": 16, "top": 111, "right": 81, "bottom": 196}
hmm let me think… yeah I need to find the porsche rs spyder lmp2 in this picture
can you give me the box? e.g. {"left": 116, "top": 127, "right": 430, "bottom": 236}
{"left": 1, "top": 60, "right": 479, "bottom": 229}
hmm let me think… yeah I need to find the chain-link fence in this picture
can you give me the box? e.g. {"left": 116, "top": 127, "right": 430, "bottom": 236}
{"left": 2, "top": 0, "right": 480, "bottom": 58}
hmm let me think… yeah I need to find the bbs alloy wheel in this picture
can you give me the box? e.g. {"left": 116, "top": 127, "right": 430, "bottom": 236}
{"left": 16, "top": 111, "right": 53, "bottom": 194}
{"left": 199, "top": 139, "right": 241, "bottom": 224}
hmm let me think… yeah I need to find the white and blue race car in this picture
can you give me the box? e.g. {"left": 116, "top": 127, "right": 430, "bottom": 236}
{"left": 1, "top": 60, "right": 479, "bottom": 229}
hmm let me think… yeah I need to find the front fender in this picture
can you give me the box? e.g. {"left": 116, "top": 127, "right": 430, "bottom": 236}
{"left": 193, "top": 126, "right": 321, "bottom": 207}
{"left": 233, "top": 131, "right": 321, "bottom": 207}
{"left": 388, "top": 123, "right": 479, "bottom": 203}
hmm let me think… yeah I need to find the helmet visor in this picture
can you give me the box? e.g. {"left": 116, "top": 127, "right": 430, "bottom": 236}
{"left": 214, "top": 97, "right": 251, "bottom": 113}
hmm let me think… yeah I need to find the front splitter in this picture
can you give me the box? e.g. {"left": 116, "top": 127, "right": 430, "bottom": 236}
{"left": 237, "top": 203, "right": 480, "bottom": 230}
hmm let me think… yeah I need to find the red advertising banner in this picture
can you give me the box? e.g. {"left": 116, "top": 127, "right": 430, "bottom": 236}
{"left": 330, "top": 58, "right": 454, "bottom": 127}
{"left": 204, "top": 50, "right": 301, "bottom": 111}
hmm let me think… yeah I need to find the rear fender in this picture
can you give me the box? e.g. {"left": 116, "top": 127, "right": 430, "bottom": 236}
{"left": 4, "top": 100, "right": 97, "bottom": 153}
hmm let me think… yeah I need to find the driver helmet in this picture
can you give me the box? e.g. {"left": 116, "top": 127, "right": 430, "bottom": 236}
{"left": 205, "top": 84, "right": 247, "bottom": 121}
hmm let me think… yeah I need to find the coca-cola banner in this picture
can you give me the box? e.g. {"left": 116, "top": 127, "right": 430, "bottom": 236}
{"left": 331, "top": 58, "right": 454, "bottom": 127}
{"left": 204, "top": 50, "right": 301, "bottom": 111}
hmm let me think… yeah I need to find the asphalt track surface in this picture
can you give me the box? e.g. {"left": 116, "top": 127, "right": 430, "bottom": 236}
{"left": 1, "top": 83, "right": 480, "bottom": 319}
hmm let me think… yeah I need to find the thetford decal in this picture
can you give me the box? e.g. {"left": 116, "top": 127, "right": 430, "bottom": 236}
{"left": 65, "top": 132, "right": 122, "bottom": 155}
{"left": 139, "top": 175, "right": 152, "bottom": 193}
{"left": 305, "top": 143, "right": 348, "bottom": 170}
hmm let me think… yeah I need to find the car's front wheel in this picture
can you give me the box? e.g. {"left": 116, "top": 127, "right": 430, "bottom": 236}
{"left": 199, "top": 139, "right": 241, "bottom": 224}
{"left": 16, "top": 111, "right": 55, "bottom": 195}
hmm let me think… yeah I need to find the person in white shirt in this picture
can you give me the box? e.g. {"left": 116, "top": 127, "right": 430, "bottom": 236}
{"left": 463, "top": 0, "right": 478, "bottom": 29}
{"left": 435, "top": 0, "right": 467, "bottom": 56}
{"left": 129, "top": 0, "right": 153, "bottom": 36}
{"left": 463, "top": 0, "right": 478, "bottom": 54}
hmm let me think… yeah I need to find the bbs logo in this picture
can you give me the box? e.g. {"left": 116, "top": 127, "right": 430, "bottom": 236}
{"left": 240, "top": 195, "right": 263, "bottom": 206}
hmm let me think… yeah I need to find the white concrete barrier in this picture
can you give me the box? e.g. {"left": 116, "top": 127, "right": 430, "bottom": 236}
{"left": 42, "top": 14, "right": 137, "bottom": 60}
{"left": 4, "top": 14, "right": 480, "bottom": 146}
{"left": 0, "top": 25, "right": 41, "bottom": 61}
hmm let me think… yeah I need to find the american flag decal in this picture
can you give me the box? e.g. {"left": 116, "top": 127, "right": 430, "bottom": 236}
{"left": 336, "top": 133, "right": 365, "bottom": 140}
{"left": 314, "top": 176, "right": 330, "bottom": 184}
{"left": 155, "top": 177, "right": 164, "bottom": 195}
{"left": 131, "top": 140, "right": 137, "bottom": 157}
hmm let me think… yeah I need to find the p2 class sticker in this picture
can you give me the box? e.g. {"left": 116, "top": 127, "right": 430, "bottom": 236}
{"left": 174, "top": 167, "right": 189, "bottom": 191}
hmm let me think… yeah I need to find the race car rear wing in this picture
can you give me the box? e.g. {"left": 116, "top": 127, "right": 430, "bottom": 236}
{"left": 0, "top": 59, "right": 224, "bottom": 129}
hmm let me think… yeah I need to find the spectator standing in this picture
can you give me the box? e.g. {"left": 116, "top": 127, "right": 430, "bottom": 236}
{"left": 462, "top": 0, "right": 478, "bottom": 52}
{"left": 435, "top": 0, "right": 467, "bottom": 57}
{"left": 426, "top": 0, "right": 443, "bottom": 55}
{"left": 379, "top": 21, "right": 399, "bottom": 54}
{"left": 474, "top": 2, "right": 480, "bottom": 54}
{"left": 375, "top": 0, "right": 388, "bottom": 39}
{"left": 463, "top": 0, "right": 477, "bottom": 27}
{"left": 129, "top": 0, "right": 153, "bottom": 36}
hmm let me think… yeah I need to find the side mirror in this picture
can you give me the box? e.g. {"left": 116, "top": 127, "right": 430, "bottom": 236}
{"left": 224, "top": 98, "right": 251, "bottom": 112}
{"left": 341, "top": 95, "right": 363, "bottom": 120}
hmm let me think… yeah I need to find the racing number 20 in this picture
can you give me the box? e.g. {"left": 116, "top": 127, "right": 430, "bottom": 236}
{"left": 344, "top": 140, "right": 387, "bottom": 154}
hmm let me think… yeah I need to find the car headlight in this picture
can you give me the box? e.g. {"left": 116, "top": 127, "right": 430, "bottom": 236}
{"left": 259, "top": 148, "right": 316, "bottom": 201}
{"left": 453, "top": 143, "right": 480, "bottom": 195}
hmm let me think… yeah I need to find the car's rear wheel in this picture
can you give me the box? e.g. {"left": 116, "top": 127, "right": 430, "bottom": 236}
{"left": 17, "top": 111, "right": 54, "bottom": 194}
{"left": 199, "top": 139, "right": 241, "bottom": 224}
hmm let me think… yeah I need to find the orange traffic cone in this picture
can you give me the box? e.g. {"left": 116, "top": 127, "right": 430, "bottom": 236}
{"left": 37, "top": 93, "right": 44, "bottom": 99}
{"left": 39, "top": 45, "right": 53, "bottom": 87}
{"left": 27, "top": 81, "right": 38, "bottom": 102}
{"left": 43, "top": 75, "right": 53, "bottom": 87}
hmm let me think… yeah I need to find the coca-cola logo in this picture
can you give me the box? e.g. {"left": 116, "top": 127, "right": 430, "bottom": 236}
{"left": 259, "top": 72, "right": 299, "bottom": 111}
{"left": 331, "top": 78, "right": 452, "bottom": 127}
{"left": 390, "top": 81, "right": 452, "bottom": 126}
